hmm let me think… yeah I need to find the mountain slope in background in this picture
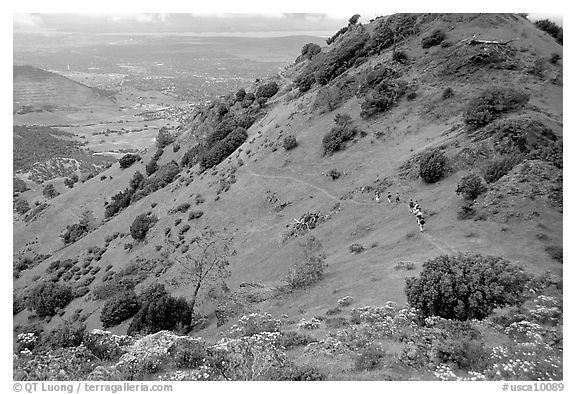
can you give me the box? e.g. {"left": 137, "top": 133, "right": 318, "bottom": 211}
{"left": 13, "top": 13, "right": 563, "bottom": 381}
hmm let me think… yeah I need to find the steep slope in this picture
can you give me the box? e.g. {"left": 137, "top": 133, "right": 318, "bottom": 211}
{"left": 14, "top": 12, "right": 562, "bottom": 348}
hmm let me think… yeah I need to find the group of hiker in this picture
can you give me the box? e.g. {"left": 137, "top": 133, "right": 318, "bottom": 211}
{"left": 374, "top": 190, "right": 426, "bottom": 233}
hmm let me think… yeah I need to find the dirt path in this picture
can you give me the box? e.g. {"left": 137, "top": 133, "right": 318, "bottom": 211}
{"left": 244, "top": 168, "right": 454, "bottom": 255}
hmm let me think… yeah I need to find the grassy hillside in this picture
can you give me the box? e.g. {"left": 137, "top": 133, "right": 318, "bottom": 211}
{"left": 13, "top": 13, "right": 563, "bottom": 381}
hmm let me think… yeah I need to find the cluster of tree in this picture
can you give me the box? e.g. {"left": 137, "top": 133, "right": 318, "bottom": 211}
{"left": 156, "top": 127, "right": 176, "bottom": 149}
{"left": 130, "top": 213, "right": 158, "bottom": 241}
{"left": 13, "top": 177, "right": 28, "bottom": 193}
{"left": 421, "top": 29, "right": 446, "bottom": 48}
{"left": 63, "top": 174, "right": 79, "bottom": 189}
{"left": 359, "top": 79, "right": 408, "bottom": 118}
{"left": 405, "top": 254, "right": 531, "bottom": 320}
{"left": 60, "top": 210, "right": 96, "bottom": 245}
{"left": 463, "top": 87, "right": 530, "bottom": 131}
{"left": 299, "top": 43, "right": 322, "bottom": 61}
{"left": 119, "top": 153, "right": 141, "bottom": 169}
{"left": 322, "top": 113, "right": 358, "bottom": 155}
{"left": 26, "top": 281, "right": 73, "bottom": 317}
{"left": 534, "top": 19, "right": 563, "bottom": 45}
{"left": 42, "top": 183, "right": 59, "bottom": 199}
{"left": 105, "top": 160, "right": 181, "bottom": 218}
{"left": 14, "top": 199, "right": 31, "bottom": 215}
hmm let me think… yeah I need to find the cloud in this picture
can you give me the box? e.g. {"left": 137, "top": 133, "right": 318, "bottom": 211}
{"left": 13, "top": 14, "right": 44, "bottom": 31}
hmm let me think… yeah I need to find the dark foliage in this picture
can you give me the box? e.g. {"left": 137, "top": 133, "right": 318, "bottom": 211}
{"left": 200, "top": 129, "right": 248, "bottom": 169}
{"left": 348, "top": 14, "right": 361, "bottom": 25}
{"left": 419, "top": 150, "right": 448, "bottom": 183}
{"left": 326, "top": 26, "right": 349, "bottom": 45}
{"left": 267, "top": 364, "right": 326, "bottom": 381}
{"left": 255, "top": 82, "right": 279, "bottom": 100}
{"left": 463, "top": 87, "right": 530, "bottom": 131}
{"left": 457, "top": 204, "right": 476, "bottom": 220}
{"left": 422, "top": 30, "right": 445, "bottom": 48}
{"left": 322, "top": 113, "right": 358, "bottom": 155}
{"left": 283, "top": 135, "right": 297, "bottom": 151}
{"left": 359, "top": 80, "right": 408, "bottom": 118}
{"left": 42, "top": 183, "right": 58, "bottom": 199}
{"left": 549, "top": 53, "right": 561, "bottom": 64}
{"left": 279, "top": 331, "right": 315, "bottom": 350}
{"left": 130, "top": 213, "right": 158, "bottom": 241}
{"left": 119, "top": 154, "right": 140, "bottom": 169}
{"left": 38, "top": 321, "right": 86, "bottom": 350}
{"left": 127, "top": 294, "right": 192, "bottom": 335}
{"left": 300, "top": 43, "right": 322, "bottom": 60}
{"left": 129, "top": 171, "right": 145, "bottom": 190}
{"left": 105, "top": 188, "right": 134, "bottom": 218}
{"left": 60, "top": 211, "right": 94, "bottom": 245}
{"left": 534, "top": 19, "right": 563, "bottom": 45}
{"left": 14, "top": 199, "right": 30, "bottom": 214}
{"left": 156, "top": 127, "right": 176, "bottom": 149}
{"left": 545, "top": 246, "right": 563, "bottom": 263}
{"left": 180, "top": 145, "right": 202, "bottom": 168}
{"left": 442, "top": 87, "right": 454, "bottom": 99}
{"left": 26, "top": 281, "right": 73, "bottom": 317}
{"left": 146, "top": 159, "right": 158, "bottom": 176}
{"left": 100, "top": 290, "right": 141, "bottom": 328}
{"left": 13, "top": 177, "right": 28, "bottom": 193}
{"left": 456, "top": 173, "right": 487, "bottom": 200}
{"left": 405, "top": 254, "right": 531, "bottom": 320}
{"left": 188, "top": 211, "right": 204, "bottom": 220}
{"left": 482, "top": 155, "right": 520, "bottom": 183}
{"left": 392, "top": 50, "right": 408, "bottom": 63}
{"left": 168, "top": 339, "right": 207, "bottom": 369}
{"left": 235, "top": 88, "right": 246, "bottom": 102}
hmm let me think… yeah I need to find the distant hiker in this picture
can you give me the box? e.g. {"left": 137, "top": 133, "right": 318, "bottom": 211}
{"left": 395, "top": 192, "right": 400, "bottom": 203}
{"left": 413, "top": 201, "right": 420, "bottom": 213}
{"left": 409, "top": 199, "right": 414, "bottom": 212}
{"left": 375, "top": 191, "right": 381, "bottom": 203}
{"left": 387, "top": 192, "right": 392, "bottom": 203}
{"left": 415, "top": 210, "right": 424, "bottom": 220}
{"left": 418, "top": 217, "right": 426, "bottom": 233}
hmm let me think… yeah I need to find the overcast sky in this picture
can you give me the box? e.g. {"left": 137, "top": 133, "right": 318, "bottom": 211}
{"left": 13, "top": 12, "right": 563, "bottom": 35}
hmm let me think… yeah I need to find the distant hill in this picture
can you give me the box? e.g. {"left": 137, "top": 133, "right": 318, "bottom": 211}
{"left": 13, "top": 65, "right": 115, "bottom": 114}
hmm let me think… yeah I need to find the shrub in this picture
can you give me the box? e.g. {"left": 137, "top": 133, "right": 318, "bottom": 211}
{"left": 457, "top": 204, "right": 476, "bottom": 220}
{"left": 14, "top": 177, "right": 28, "bottom": 193}
{"left": 38, "top": 321, "right": 86, "bottom": 350}
{"left": 168, "top": 339, "right": 207, "bottom": 369}
{"left": 300, "top": 43, "right": 322, "bottom": 60}
{"left": 434, "top": 338, "right": 489, "bottom": 370}
{"left": 359, "top": 80, "right": 408, "bottom": 118}
{"left": 354, "top": 345, "right": 387, "bottom": 371}
{"left": 26, "top": 281, "right": 73, "bottom": 317}
{"left": 295, "top": 71, "right": 316, "bottom": 92}
{"left": 392, "top": 50, "right": 408, "bottom": 63}
{"left": 127, "top": 295, "right": 192, "bottom": 335}
{"left": 550, "top": 53, "right": 561, "bottom": 64}
{"left": 482, "top": 155, "right": 520, "bottom": 183}
{"left": 419, "top": 150, "right": 447, "bottom": 183}
{"left": 328, "top": 169, "right": 341, "bottom": 180}
{"left": 545, "top": 246, "right": 562, "bottom": 263}
{"left": 463, "top": 87, "right": 530, "bottom": 131}
{"left": 405, "top": 254, "right": 531, "bottom": 320}
{"left": 200, "top": 128, "right": 248, "bottom": 169}
{"left": 279, "top": 331, "right": 314, "bottom": 350}
{"left": 119, "top": 154, "right": 140, "bottom": 168}
{"left": 267, "top": 364, "right": 326, "bottom": 381}
{"left": 156, "top": 127, "right": 175, "bottom": 149}
{"left": 349, "top": 243, "right": 364, "bottom": 253}
{"left": 188, "top": 211, "right": 204, "bottom": 220}
{"left": 146, "top": 159, "right": 158, "bottom": 176}
{"left": 322, "top": 115, "right": 358, "bottom": 155}
{"left": 442, "top": 87, "right": 454, "bottom": 99}
{"left": 422, "top": 30, "right": 445, "bottom": 48}
{"left": 255, "top": 81, "right": 279, "bottom": 100}
{"left": 130, "top": 213, "right": 158, "bottom": 241}
{"left": 14, "top": 199, "right": 30, "bottom": 214}
{"left": 284, "top": 237, "right": 327, "bottom": 289}
{"left": 283, "top": 135, "right": 297, "bottom": 151}
{"left": 235, "top": 88, "right": 246, "bottom": 102}
{"left": 534, "top": 19, "right": 563, "bottom": 44}
{"left": 456, "top": 173, "right": 487, "bottom": 200}
{"left": 42, "top": 183, "right": 58, "bottom": 199}
{"left": 100, "top": 290, "right": 141, "bottom": 328}
{"left": 130, "top": 171, "right": 145, "bottom": 190}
